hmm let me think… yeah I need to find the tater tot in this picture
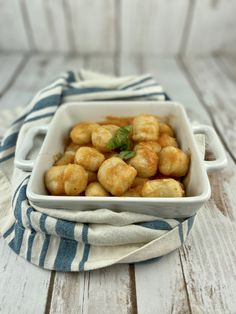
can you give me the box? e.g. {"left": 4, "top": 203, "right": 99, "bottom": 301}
{"left": 63, "top": 164, "right": 88, "bottom": 195}
{"left": 128, "top": 148, "right": 158, "bottom": 178}
{"left": 134, "top": 141, "right": 161, "bottom": 154}
{"left": 91, "top": 125, "right": 119, "bottom": 152}
{"left": 75, "top": 147, "right": 105, "bottom": 172}
{"left": 45, "top": 166, "right": 66, "bottom": 195}
{"left": 87, "top": 171, "right": 97, "bottom": 183}
{"left": 85, "top": 182, "right": 109, "bottom": 196}
{"left": 158, "top": 134, "right": 178, "bottom": 148}
{"left": 132, "top": 114, "right": 159, "bottom": 142}
{"left": 98, "top": 157, "right": 137, "bottom": 196}
{"left": 54, "top": 151, "right": 75, "bottom": 165}
{"left": 70, "top": 122, "right": 99, "bottom": 145}
{"left": 122, "top": 185, "right": 143, "bottom": 197}
{"left": 159, "top": 146, "right": 189, "bottom": 177}
{"left": 159, "top": 122, "right": 175, "bottom": 137}
{"left": 142, "top": 179, "right": 185, "bottom": 197}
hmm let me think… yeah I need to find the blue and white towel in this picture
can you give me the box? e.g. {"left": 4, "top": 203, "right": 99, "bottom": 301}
{"left": 0, "top": 70, "right": 195, "bottom": 272}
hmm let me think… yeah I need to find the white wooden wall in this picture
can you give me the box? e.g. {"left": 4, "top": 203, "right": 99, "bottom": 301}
{"left": 0, "top": 0, "right": 235, "bottom": 55}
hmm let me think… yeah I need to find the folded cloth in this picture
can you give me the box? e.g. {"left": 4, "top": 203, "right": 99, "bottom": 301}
{"left": 0, "top": 70, "right": 195, "bottom": 272}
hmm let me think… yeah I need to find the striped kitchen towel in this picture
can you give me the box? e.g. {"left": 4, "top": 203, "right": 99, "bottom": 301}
{"left": 0, "top": 70, "right": 195, "bottom": 272}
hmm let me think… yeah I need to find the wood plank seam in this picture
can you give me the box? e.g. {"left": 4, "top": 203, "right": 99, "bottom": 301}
{"left": 0, "top": 54, "right": 29, "bottom": 99}
{"left": 44, "top": 1, "right": 59, "bottom": 51}
{"left": 177, "top": 57, "right": 236, "bottom": 163}
{"left": 62, "top": 0, "right": 76, "bottom": 54}
{"left": 178, "top": 0, "right": 196, "bottom": 56}
{"left": 114, "top": 0, "right": 121, "bottom": 76}
{"left": 19, "top": 0, "right": 36, "bottom": 51}
{"left": 129, "top": 264, "right": 138, "bottom": 314}
{"left": 45, "top": 271, "right": 56, "bottom": 314}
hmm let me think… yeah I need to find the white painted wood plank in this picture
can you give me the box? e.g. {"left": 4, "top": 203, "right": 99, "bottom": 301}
{"left": 0, "top": 54, "right": 24, "bottom": 97}
{"left": 0, "top": 54, "right": 84, "bottom": 109}
{"left": 83, "top": 55, "right": 115, "bottom": 74}
{"left": 0, "top": 0, "right": 29, "bottom": 51}
{"left": 220, "top": 55, "right": 236, "bottom": 80}
{"left": 46, "top": 0, "right": 71, "bottom": 53}
{"left": 121, "top": 0, "right": 189, "bottom": 56}
{"left": 120, "top": 57, "right": 191, "bottom": 313}
{"left": 183, "top": 57, "right": 236, "bottom": 159}
{"left": 24, "top": 0, "right": 56, "bottom": 52}
{"left": 186, "top": 1, "right": 236, "bottom": 54}
{"left": 68, "top": 0, "right": 116, "bottom": 54}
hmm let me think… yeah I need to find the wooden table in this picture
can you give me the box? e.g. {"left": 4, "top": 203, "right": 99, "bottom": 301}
{"left": 0, "top": 53, "right": 235, "bottom": 314}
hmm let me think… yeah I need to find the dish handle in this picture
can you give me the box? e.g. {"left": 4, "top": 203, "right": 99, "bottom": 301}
{"left": 15, "top": 125, "right": 48, "bottom": 171}
{"left": 192, "top": 125, "right": 227, "bottom": 173}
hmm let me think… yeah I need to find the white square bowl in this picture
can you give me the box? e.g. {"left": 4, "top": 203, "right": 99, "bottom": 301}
{"left": 15, "top": 101, "right": 227, "bottom": 218}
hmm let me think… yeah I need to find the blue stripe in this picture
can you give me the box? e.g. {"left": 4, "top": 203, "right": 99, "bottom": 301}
{"left": 67, "top": 71, "right": 76, "bottom": 83}
{"left": 14, "top": 184, "right": 28, "bottom": 226}
{"left": 3, "top": 223, "right": 15, "bottom": 238}
{"left": 0, "top": 132, "right": 18, "bottom": 152}
{"left": 12, "top": 113, "right": 28, "bottom": 125}
{"left": 39, "top": 214, "right": 48, "bottom": 233}
{"left": 178, "top": 224, "right": 184, "bottom": 244}
{"left": 79, "top": 224, "right": 90, "bottom": 271}
{"left": 55, "top": 219, "right": 76, "bottom": 240}
{"left": 138, "top": 220, "right": 172, "bottom": 231}
{"left": 24, "top": 112, "right": 54, "bottom": 124}
{"left": 12, "top": 175, "right": 30, "bottom": 206}
{"left": 120, "top": 76, "right": 153, "bottom": 90}
{"left": 164, "top": 92, "right": 171, "bottom": 100}
{"left": 187, "top": 215, "right": 195, "bottom": 235}
{"left": 26, "top": 231, "right": 36, "bottom": 261}
{"left": 82, "top": 223, "right": 89, "bottom": 243}
{"left": 63, "top": 86, "right": 114, "bottom": 97}
{"left": 0, "top": 152, "right": 15, "bottom": 163}
{"left": 31, "top": 94, "right": 61, "bottom": 112}
{"left": 8, "top": 223, "right": 24, "bottom": 254}
{"left": 39, "top": 234, "right": 51, "bottom": 267}
{"left": 54, "top": 238, "right": 78, "bottom": 271}
{"left": 26, "top": 206, "right": 34, "bottom": 229}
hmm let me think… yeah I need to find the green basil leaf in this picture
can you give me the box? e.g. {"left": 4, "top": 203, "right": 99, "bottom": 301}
{"left": 118, "top": 150, "right": 136, "bottom": 160}
{"left": 107, "top": 125, "right": 133, "bottom": 151}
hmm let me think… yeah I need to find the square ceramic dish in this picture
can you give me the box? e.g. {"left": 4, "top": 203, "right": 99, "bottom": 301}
{"left": 15, "top": 101, "right": 227, "bottom": 218}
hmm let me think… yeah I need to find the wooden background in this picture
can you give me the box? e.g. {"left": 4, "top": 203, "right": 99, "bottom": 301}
{"left": 0, "top": 0, "right": 235, "bottom": 55}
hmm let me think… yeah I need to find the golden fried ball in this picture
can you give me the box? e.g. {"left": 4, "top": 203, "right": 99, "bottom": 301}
{"left": 63, "top": 164, "right": 88, "bottom": 196}
{"left": 158, "top": 134, "right": 178, "bottom": 148}
{"left": 45, "top": 165, "right": 66, "bottom": 195}
{"left": 65, "top": 141, "right": 80, "bottom": 153}
{"left": 75, "top": 147, "right": 105, "bottom": 172}
{"left": 85, "top": 182, "right": 109, "bottom": 196}
{"left": 87, "top": 171, "right": 97, "bottom": 183}
{"left": 131, "top": 177, "right": 149, "bottom": 188}
{"left": 159, "top": 122, "right": 175, "bottom": 137}
{"left": 122, "top": 185, "right": 143, "bottom": 197}
{"left": 98, "top": 157, "right": 137, "bottom": 196}
{"left": 132, "top": 114, "right": 159, "bottom": 142}
{"left": 134, "top": 141, "right": 161, "bottom": 154}
{"left": 91, "top": 124, "right": 119, "bottom": 152}
{"left": 128, "top": 148, "right": 158, "bottom": 178}
{"left": 159, "top": 146, "right": 190, "bottom": 177}
{"left": 54, "top": 151, "right": 75, "bottom": 166}
{"left": 70, "top": 122, "right": 99, "bottom": 145}
{"left": 141, "top": 179, "right": 185, "bottom": 197}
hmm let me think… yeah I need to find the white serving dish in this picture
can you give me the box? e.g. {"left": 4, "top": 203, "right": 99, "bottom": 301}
{"left": 15, "top": 101, "right": 227, "bottom": 218}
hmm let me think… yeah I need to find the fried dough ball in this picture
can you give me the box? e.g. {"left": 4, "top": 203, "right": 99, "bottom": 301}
{"left": 122, "top": 185, "right": 143, "bottom": 197}
{"left": 98, "top": 157, "right": 137, "bottom": 196}
{"left": 159, "top": 122, "right": 175, "bottom": 137}
{"left": 158, "top": 134, "right": 178, "bottom": 148}
{"left": 87, "top": 171, "right": 97, "bottom": 183}
{"left": 91, "top": 124, "right": 119, "bottom": 152}
{"left": 45, "top": 165, "right": 66, "bottom": 195}
{"left": 55, "top": 151, "right": 75, "bottom": 165}
{"left": 75, "top": 147, "right": 105, "bottom": 172}
{"left": 70, "top": 122, "right": 99, "bottom": 145}
{"left": 132, "top": 114, "right": 159, "bottom": 142}
{"left": 63, "top": 164, "right": 88, "bottom": 196}
{"left": 65, "top": 141, "right": 80, "bottom": 152}
{"left": 134, "top": 141, "right": 161, "bottom": 154}
{"left": 85, "top": 182, "right": 109, "bottom": 196}
{"left": 128, "top": 147, "right": 158, "bottom": 178}
{"left": 131, "top": 177, "right": 149, "bottom": 188}
{"left": 141, "top": 179, "right": 185, "bottom": 197}
{"left": 159, "top": 147, "right": 189, "bottom": 177}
